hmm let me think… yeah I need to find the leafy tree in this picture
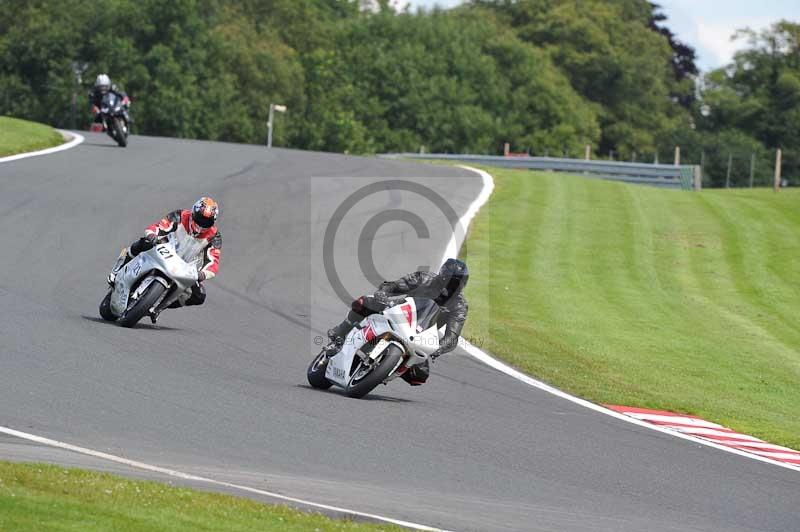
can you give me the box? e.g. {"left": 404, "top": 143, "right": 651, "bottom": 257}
{"left": 470, "top": 0, "right": 693, "bottom": 155}
{"left": 698, "top": 21, "right": 800, "bottom": 184}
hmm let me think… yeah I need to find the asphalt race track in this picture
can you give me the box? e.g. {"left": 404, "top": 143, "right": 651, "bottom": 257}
{"left": 0, "top": 133, "right": 797, "bottom": 532}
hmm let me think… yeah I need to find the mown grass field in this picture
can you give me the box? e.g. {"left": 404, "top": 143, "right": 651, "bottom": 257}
{"left": 0, "top": 461, "right": 402, "bottom": 532}
{"left": 463, "top": 168, "right": 800, "bottom": 448}
{"left": 0, "top": 116, "right": 64, "bottom": 157}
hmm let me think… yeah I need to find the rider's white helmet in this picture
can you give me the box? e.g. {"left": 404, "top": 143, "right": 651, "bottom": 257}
{"left": 95, "top": 74, "right": 111, "bottom": 94}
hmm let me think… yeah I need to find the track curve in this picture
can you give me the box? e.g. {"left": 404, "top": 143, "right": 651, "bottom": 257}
{"left": 0, "top": 133, "right": 797, "bottom": 532}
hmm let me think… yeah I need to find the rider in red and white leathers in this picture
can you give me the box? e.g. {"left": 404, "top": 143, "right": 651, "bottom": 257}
{"left": 108, "top": 197, "right": 221, "bottom": 311}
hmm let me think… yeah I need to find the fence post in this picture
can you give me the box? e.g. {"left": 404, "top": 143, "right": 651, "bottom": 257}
{"left": 725, "top": 153, "right": 732, "bottom": 188}
{"left": 674, "top": 146, "right": 680, "bottom": 166}
{"left": 774, "top": 149, "right": 782, "bottom": 192}
{"left": 585, "top": 145, "right": 591, "bottom": 160}
{"left": 503, "top": 143, "right": 510, "bottom": 156}
{"left": 749, "top": 153, "right": 755, "bottom": 188}
{"left": 693, "top": 165, "right": 703, "bottom": 191}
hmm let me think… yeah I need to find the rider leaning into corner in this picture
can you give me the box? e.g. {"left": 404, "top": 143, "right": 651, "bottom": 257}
{"left": 88, "top": 73, "right": 130, "bottom": 126}
{"left": 107, "top": 197, "right": 222, "bottom": 323}
{"left": 326, "top": 258, "right": 469, "bottom": 386}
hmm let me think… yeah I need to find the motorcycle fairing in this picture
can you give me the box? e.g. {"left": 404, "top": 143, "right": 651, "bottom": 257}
{"left": 325, "top": 297, "right": 443, "bottom": 387}
{"left": 325, "top": 314, "right": 396, "bottom": 387}
{"left": 109, "top": 243, "right": 197, "bottom": 316}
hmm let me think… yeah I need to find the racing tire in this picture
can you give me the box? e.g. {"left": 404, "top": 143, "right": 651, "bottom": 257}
{"left": 99, "top": 290, "right": 115, "bottom": 321}
{"left": 112, "top": 117, "right": 127, "bottom": 147}
{"left": 344, "top": 344, "right": 403, "bottom": 399}
{"left": 118, "top": 281, "right": 165, "bottom": 328}
{"left": 307, "top": 350, "right": 333, "bottom": 389}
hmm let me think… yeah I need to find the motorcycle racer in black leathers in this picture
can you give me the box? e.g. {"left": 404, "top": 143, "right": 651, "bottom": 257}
{"left": 326, "top": 258, "right": 469, "bottom": 386}
{"left": 88, "top": 74, "right": 130, "bottom": 127}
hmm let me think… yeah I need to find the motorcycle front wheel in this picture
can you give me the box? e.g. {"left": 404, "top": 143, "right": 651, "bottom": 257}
{"left": 112, "top": 117, "right": 127, "bottom": 147}
{"left": 118, "top": 281, "right": 165, "bottom": 328}
{"left": 99, "top": 290, "right": 115, "bottom": 321}
{"left": 344, "top": 344, "right": 403, "bottom": 399}
{"left": 307, "top": 350, "right": 333, "bottom": 389}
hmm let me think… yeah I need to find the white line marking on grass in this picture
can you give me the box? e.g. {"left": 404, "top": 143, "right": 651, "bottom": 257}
{"left": 453, "top": 164, "right": 800, "bottom": 474}
{"left": 0, "top": 425, "right": 449, "bottom": 531}
{"left": 0, "top": 130, "right": 84, "bottom": 163}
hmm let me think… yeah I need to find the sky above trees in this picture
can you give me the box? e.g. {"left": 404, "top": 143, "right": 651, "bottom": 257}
{"left": 402, "top": 0, "right": 799, "bottom": 70}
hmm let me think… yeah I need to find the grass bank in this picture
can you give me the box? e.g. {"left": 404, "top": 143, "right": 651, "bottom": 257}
{"left": 0, "top": 116, "right": 64, "bottom": 157}
{"left": 0, "top": 461, "right": 402, "bottom": 532}
{"left": 463, "top": 168, "right": 800, "bottom": 448}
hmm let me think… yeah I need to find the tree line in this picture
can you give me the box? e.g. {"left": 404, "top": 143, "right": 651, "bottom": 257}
{"left": 0, "top": 0, "right": 797, "bottom": 185}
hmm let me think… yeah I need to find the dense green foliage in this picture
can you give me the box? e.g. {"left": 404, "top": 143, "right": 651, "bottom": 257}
{"left": 464, "top": 167, "right": 800, "bottom": 448}
{"left": 694, "top": 21, "right": 800, "bottom": 185}
{"left": 0, "top": 0, "right": 796, "bottom": 183}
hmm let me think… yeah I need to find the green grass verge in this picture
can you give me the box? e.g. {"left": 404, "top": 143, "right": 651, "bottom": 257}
{"left": 0, "top": 116, "right": 64, "bottom": 157}
{"left": 463, "top": 168, "right": 800, "bottom": 448}
{"left": 0, "top": 461, "right": 402, "bottom": 532}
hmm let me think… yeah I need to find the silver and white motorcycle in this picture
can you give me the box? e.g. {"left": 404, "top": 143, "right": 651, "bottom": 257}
{"left": 99, "top": 242, "right": 198, "bottom": 327}
{"left": 308, "top": 296, "right": 442, "bottom": 398}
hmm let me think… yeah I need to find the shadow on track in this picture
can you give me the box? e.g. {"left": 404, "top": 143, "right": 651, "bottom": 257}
{"left": 294, "top": 384, "right": 416, "bottom": 403}
{"left": 80, "top": 315, "right": 181, "bottom": 331}
{"left": 81, "top": 141, "right": 123, "bottom": 148}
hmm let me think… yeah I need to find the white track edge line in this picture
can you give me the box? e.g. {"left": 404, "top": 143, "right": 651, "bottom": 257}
{"left": 0, "top": 425, "right": 448, "bottom": 531}
{"left": 451, "top": 164, "right": 800, "bottom": 474}
{"left": 0, "top": 129, "right": 85, "bottom": 163}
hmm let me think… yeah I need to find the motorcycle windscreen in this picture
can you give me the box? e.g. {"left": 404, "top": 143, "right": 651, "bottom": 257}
{"left": 414, "top": 298, "right": 440, "bottom": 331}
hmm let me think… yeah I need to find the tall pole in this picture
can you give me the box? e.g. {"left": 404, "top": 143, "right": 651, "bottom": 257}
{"left": 674, "top": 146, "right": 680, "bottom": 166}
{"left": 725, "top": 153, "right": 732, "bottom": 188}
{"left": 774, "top": 149, "right": 782, "bottom": 192}
{"left": 749, "top": 153, "right": 755, "bottom": 188}
{"left": 267, "top": 103, "right": 274, "bottom": 148}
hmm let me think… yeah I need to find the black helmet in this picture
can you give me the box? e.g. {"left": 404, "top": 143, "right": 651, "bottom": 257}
{"left": 438, "top": 258, "right": 469, "bottom": 302}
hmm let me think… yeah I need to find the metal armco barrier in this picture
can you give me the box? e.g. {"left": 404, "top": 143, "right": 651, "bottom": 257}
{"left": 381, "top": 153, "right": 700, "bottom": 190}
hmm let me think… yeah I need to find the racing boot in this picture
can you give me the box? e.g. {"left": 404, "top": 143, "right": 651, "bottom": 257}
{"left": 107, "top": 248, "right": 132, "bottom": 286}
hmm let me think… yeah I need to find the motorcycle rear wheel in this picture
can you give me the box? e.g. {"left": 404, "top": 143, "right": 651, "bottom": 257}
{"left": 344, "top": 344, "right": 403, "bottom": 399}
{"left": 118, "top": 282, "right": 165, "bottom": 328}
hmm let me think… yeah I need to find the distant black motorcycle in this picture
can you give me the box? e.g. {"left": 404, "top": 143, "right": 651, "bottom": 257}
{"left": 98, "top": 92, "right": 130, "bottom": 147}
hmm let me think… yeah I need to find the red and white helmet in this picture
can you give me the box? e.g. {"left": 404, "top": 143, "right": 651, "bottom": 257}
{"left": 189, "top": 197, "right": 219, "bottom": 235}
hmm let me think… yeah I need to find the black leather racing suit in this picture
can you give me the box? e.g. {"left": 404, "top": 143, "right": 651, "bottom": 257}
{"left": 377, "top": 271, "right": 468, "bottom": 355}
{"left": 89, "top": 85, "right": 129, "bottom": 123}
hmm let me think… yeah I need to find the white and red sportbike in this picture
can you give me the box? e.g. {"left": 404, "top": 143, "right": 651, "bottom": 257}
{"left": 99, "top": 241, "right": 199, "bottom": 328}
{"left": 308, "top": 296, "right": 443, "bottom": 398}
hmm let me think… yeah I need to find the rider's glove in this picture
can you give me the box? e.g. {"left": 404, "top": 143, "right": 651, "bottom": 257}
{"left": 373, "top": 290, "right": 390, "bottom": 306}
{"left": 429, "top": 348, "right": 443, "bottom": 362}
{"left": 197, "top": 270, "right": 206, "bottom": 283}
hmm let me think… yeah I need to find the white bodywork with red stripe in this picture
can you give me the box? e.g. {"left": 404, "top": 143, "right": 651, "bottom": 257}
{"left": 324, "top": 297, "right": 442, "bottom": 388}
